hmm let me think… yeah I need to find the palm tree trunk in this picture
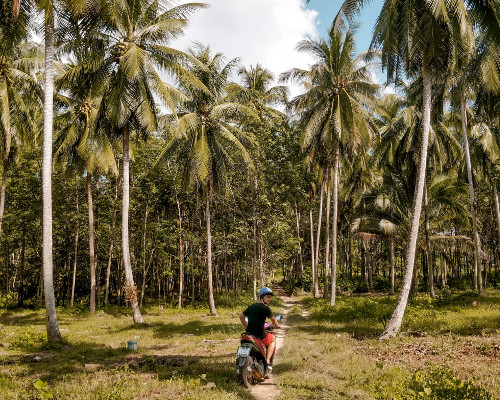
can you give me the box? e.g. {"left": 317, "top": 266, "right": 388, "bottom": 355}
{"left": 330, "top": 148, "right": 339, "bottom": 306}
{"left": 314, "top": 181, "right": 324, "bottom": 298}
{"left": 323, "top": 168, "right": 331, "bottom": 298}
{"left": 71, "top": 178, "right": 79, "bottom": 307}
{"left": 104, "top": 175, "right": 119, "bottom": 306}
{"left": 176, "top": 195, "right": 184, "bottom": 308}
{"left": 87, "top": 171, "right": 96, "bottom": 312}
{"left": 122, "top": 129, "right": 144, "bottom": 323}
{"left": 206, "top": 191, "right": 217, "bottom": 315}
{"left": 42, "top": 15, "right": 62, "bottom": 343}
{"left": 379, "top": 63, "right": 432, "bottom": 340}
{"left": 424, "top": 182, "right": 435, "bottom": 297}
{"left": 309, "top": 195, "right": 316, "bottom": 295}
{"left": 460, "top": 95, "right": 482, "bottom": 293}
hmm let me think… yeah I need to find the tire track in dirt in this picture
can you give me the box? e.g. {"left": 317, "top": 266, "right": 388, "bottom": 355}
{"left": 250, "top": 287, "right": 308, "bottom": 400}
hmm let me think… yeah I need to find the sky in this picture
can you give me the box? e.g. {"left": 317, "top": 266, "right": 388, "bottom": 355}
{"left": 171, "top": 0, "right": 386, "bottom": 96}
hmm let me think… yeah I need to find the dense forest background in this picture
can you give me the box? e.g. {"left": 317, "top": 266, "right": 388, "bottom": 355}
{"left": 1, "top": 0, "right": 499, "bottom": 331}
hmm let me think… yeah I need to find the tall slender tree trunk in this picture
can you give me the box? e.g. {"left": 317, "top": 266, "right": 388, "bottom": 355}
{"left": 0, "top": 159, "right": 8, "bottom": 238}
{"left": 206, "top": 190, "right": 217, "bottom": 315}
{"left": 105, "top": 174, "right": 119, "bottom": 306}
{"left": 42, "top": 16, "right": 62, "bottom": 343}
{"left": 330, "top": 148, "right": 339, "bottom": 306}
{"left": 390, "top": 238, "right": 395, "bottom": 294}
{"left": 323, "top": 168, "right": 331, "bottom": 298}
{"left": 87, "top": 171, "right": 97, "bottom": 312}
{"left": 380, "top": 63, "right": 432, "bottom": 340}
{"left": 252, "top": 175, "right": 258, "bottom": 300}
{"left": 309, "top": 194, "right": 315, "bottom": 294}
{"left": 176, "top": 195, "right": 184, "bottom": 308}
{"left": 139, "top": 206, "right": 149, "bottom": 308}
{"left": 71, "top": 179, "right": 79, "bottom": 307}
{"left": 18, "top": 226, "right": 25, "bottom": 307}
{"left": 314, "top": 181, "right": 324, "bottom": 298}
{"left": 460, "top": 95, "right": 482, "bottom": 293}
{"left": 294, "top": 201, "right": 304, "bottom": 276}
{"left": 440, "top": 251, "right": 446, "bottom": 287}
{"left": 424, "top": 182, "right": 435, "bottom": 297}
{"left": 122, "top": 130, "right": 143, "bottom": 323}
{"left": 493, "top": 182, "right": 500, "bottom": 267}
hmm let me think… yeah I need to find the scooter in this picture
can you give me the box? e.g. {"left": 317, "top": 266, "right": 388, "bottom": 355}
{"left": 235, "top": 315, "right": 283, "bottom": 387}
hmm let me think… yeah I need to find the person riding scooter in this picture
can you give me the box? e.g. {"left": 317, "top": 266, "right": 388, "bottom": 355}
{"left": 239, "top": 287, "right": 280, "bottom": 378}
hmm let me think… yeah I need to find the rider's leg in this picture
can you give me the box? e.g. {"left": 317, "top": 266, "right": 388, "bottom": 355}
{"left": 265, "top": 334, "right": 276, "bottom": 365}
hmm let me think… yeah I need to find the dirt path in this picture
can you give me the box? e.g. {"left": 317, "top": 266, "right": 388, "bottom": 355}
{"left": 250, "top": 287, "right": 308, "bottom": 400}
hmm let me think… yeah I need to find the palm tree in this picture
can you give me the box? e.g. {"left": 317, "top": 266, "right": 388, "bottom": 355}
{"left": 74, "top": 0, "right": 207, "bottom": 323}
{"left": 372, "top": 0, "right": 473, "bottom": 340}
{"left": 159, "top": 44, "right": 258, "bottom": 315}
{"left": 282, "top": 22, "right": 378, "bottom": 305}
{"left": 40, "top": 0, "right": 64, "bottom": 343}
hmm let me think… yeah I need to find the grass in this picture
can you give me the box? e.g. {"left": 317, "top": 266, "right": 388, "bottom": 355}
{"left": 0, "top": 290, "right": 498, "bottom": 399}
{"left": 0, "top": 294, "right": 286, "bottom": 400}
{"left": 275, "top": 289, "right": 500, "bottom": 399}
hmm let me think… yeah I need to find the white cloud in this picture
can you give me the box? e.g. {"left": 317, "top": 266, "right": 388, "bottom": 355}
{"left": 170, "top": 0, "right": 320, "bottom": 97}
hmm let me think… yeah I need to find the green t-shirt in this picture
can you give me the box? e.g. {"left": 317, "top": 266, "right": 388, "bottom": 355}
{"left": 243, "top": 302, "right": 273, "bottom": 340}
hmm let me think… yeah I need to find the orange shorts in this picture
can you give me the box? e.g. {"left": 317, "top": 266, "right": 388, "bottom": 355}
{"left": 262, "top": 332, "right": 274, "bottom": 347}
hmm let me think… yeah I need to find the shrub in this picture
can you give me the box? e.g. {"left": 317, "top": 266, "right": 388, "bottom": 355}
{"left": 0, "top": 294, "right": 14, "bottom": 309}
{"left": 409, "top": 366, "right": 492, "bottom": 399}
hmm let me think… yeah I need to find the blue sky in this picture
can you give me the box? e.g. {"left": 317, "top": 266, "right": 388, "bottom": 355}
{"left": 306, "top": 0, "right": 384, "bottom": 52}
{"left": 172, "top": 0, "right": 389, "bottom": 95}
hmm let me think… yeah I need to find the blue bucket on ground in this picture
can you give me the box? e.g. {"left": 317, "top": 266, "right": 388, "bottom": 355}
{"left": 127, "top": 340, "right": 138, "bottom": 350}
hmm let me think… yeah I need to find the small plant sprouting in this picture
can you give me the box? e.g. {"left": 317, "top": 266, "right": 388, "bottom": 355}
{"left": 33, "top": 380, "right": 53, "bottom": 400}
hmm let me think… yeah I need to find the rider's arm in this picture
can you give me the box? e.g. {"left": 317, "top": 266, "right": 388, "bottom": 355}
{"left": 270, "top": 316, "right": 279, "bottom": 329}
{"left": 239, "top": 313, "right": 248, "bottom": 328}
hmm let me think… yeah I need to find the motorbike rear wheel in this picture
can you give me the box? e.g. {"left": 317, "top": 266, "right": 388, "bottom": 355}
{"left": 241, "top": 356, "right": 254, "bottom": 388}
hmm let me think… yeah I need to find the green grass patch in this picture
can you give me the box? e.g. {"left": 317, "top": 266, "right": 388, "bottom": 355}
{"left": 1, "top": 290, "right": 498, "bottom": 399}
{"left": 275, "top": 291, "right": 499, "bottom": 399}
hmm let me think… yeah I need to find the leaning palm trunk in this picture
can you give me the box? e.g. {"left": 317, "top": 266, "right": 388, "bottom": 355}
{"left": 206, "top": 192, "right": 217, "bottom": 315}
{"left": 379, "top": 64, "right": 432, "bottom": 340}
{"left": 88, "top": 171, "right": 97, "bottom": 312}
{"left": 314, "top": 181, "right": 324, "bottom": 298}
{"left": 42, "top": 16, "right": 62, "bottom": 343}
{"left": 323, "top": 169, "right": 332, "bottom": 298}
{"left": 122, "top": 130, "right": 144, "bottom": 323}
{"left": 330, "top": 148, "right": 339, "bottom": 306}
{"left": 460, "top": 96, "right": 482, "bottom": 292}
